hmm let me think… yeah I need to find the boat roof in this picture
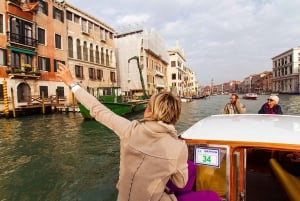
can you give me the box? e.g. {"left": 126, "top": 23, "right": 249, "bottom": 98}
{"left": 181, "top": 114, "right": 300, "bottom": 149}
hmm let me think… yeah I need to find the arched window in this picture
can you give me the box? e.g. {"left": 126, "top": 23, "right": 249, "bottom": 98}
{"left": 83, "top": 41, "right": 88, "bottom": 61}
{"left": 95, "top": 46, "right": 100, "bottom": 64}
{"left": 110, "top": 50, "right": 113, "bottom": 66}
{"left": 17, "top": 83, "right": 31, "bottom": 103}
{"left": 101, "top": 47, "right": 104, "bottom": 65}
{"left": 89, "top": 44, "right": 94, "bottom": 62}
{"left": 68, "top": 36, "right": 73, "bottom": 58}
{"left": 106, "top": 49, "right": 109, "bottom": 66}
{"left": 76, "top": 39, "right": 82, "bottom": 60}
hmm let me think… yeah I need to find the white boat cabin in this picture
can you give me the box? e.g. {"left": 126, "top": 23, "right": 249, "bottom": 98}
{"left": 181, "top": 114, "right": 300, "bottom": 201}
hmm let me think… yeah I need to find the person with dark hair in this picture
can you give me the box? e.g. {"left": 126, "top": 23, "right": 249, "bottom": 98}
{"left": 258, "top": 95, "right": 283, "bottom": 114}
{"left": 222, "top": 94, "right": 246, "bottom": 114}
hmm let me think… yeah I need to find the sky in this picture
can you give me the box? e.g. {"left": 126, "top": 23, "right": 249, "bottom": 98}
{"left": 66, "top": 0, "right": 300, "bottom": 86}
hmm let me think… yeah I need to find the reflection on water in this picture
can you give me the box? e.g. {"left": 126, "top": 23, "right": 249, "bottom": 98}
{"left": 0, "top": 94, "right": 299, "bottom": 201}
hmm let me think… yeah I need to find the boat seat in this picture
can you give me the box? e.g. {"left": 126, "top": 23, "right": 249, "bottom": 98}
{"left": 269, "top": 158, "right": 300, "bottom": 201}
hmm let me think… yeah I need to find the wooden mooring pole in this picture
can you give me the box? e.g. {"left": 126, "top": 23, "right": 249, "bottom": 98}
{"left": 11, "top": 88, "right": 16, "bottom": 118}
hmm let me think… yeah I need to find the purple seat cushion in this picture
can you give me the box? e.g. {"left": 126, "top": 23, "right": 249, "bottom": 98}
{"left": 167, "top": 160, "right": 196, "bottom": 195}
{"left": 177, "top": 191, "right": 221, "bottom": 201}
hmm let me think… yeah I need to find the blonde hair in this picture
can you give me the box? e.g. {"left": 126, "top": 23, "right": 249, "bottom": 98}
{"left": 145, "top": 92, "right": 181, "bottom": 125}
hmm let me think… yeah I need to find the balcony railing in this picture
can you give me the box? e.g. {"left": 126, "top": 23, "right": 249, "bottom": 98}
{"left": 7, "top": 31, "right": 38, "bottom": 47}
{"left": 6, "top": 67, "right": 41, "bottom": 79}
{"left": 8, "top": 0, "right": 39, "bottom": 6}
{"left": 7, "top": 0, "right": 21, "bottom": 5}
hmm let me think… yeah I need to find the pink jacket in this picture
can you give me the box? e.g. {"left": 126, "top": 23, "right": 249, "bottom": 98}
{"left": 75, "top": 88, "right": 188, "bottom": 201}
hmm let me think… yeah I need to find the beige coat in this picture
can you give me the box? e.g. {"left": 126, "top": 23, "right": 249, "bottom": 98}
{"left": 75, "top": 88, "right": 188, "bottom": 201}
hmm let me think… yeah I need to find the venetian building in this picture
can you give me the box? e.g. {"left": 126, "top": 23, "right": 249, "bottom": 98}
{"left": 0, "top": 0, "right": 41, "bottom": 111}
{"left": 64, "top": 2, "right": 116, "bottom": 99}
{"left": 35, "top": 0, "right": 68, "bottom": 101}
{"left": 272, "top": 46, "right": 300, "bottom": 94}
{"left": 184, "top": 66, "right": 197, "bottom": 97}
{"left": 167, "top": 41, "right": 187, "bottom": 97}
{"left": 115, "top": 28, "right": 169, "bottom": 98}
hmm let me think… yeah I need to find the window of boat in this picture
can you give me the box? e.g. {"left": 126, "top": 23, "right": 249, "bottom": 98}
{"left": 188, "top": 144, "right": 229, "bottom": 201}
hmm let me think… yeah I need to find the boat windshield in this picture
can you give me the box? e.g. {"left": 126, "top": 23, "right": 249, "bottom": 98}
{"left": 188, "top": 144, "right": 230, "bottom": 200}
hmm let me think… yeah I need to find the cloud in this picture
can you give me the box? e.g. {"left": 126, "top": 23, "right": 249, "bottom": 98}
{"left": 67, "top": 0, "right": 300, "bottom": 85}
{"left": 115, "top": 14, "right": 150, "bottom": 26}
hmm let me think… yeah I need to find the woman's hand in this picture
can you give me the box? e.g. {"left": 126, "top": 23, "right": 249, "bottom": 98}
{"left": 57, "top": 63, "right": 75, "bottom": 86}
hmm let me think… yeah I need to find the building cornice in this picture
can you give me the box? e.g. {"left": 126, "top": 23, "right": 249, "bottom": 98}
{"left": 64, "top": 1, "right": 115, "bottom": 32}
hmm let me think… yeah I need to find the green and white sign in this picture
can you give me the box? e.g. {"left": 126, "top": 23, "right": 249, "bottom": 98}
{"left": 195, "top": 147, "right": 220, "bottom": 167}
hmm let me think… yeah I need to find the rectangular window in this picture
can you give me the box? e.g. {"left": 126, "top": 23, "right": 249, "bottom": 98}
{"left": 38, "top": 0, "right": 48, "bottom": 15}
{"left": 24, "top": 54, "right": 32, "bottom": 68}
{"left": 110, "top": 71, "right": 116, "bottom": 82}
{"left": 38, "top": 27, "right": 45, "bottom": 45}
{"left": 55, "top": 34, "right": 61, "bottom": 49}
{"left": 53, "top": 6, "right": 64, "bottom": 23}
{"left": 11, "top": 52, "right": 21, "bottom": 68}
{"left": 38, "top": 56, "right": 50, "bottom": 71}
{"left": 96, "top": 69, "right": 103, "bottom": 80}
{"left": 88, "top": 21, "right": 93, "bottom": 30}
{"left": 74, "top": 14, "right": 80, "bottom": 23}
{"left": 94, "top": 25, "right": 99, "bottom": 32}
{"left": 172, "top": 73, "right": 176, "bottom": 80}
{"left": 54, "top": 59, "right": 65, "bottom": 72}
{"left": 39, "top": 86, "right": 48, "bottom": 98}
{"left": 0, "top": 14, "right": 3, "bottom": 33}
{"left": 56, "top": 86, "right": 64, "bottom": 98}
{"left": 0, "top": 49, "right": 6, "bottom": 65}
{"left": 89, "top": 68, "right": 95, "bottom": 79}
{"left": 66, "top": 11, "right": 72, "bottom": 21}
{"left": 171, "top": 61, "right": 176, "bottom": 67}
{"left": 82, "top": 18, "right": 88, "bottom": 33}
{"left": 75, "top": 65, "right": 83, "bottom": 78}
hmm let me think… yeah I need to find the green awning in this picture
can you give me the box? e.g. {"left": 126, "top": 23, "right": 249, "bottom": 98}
{"left": 8, "top": 46, "right": 36, "bottom": 55}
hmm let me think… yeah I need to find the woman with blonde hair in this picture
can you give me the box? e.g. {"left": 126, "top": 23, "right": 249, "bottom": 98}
{"left": 57, "top": 63, "right": 188, "bottom": 201}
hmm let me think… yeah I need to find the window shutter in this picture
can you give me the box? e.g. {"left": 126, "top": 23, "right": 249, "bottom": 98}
{"left": 46, "top": 58, "right": 50, "bottom": 71}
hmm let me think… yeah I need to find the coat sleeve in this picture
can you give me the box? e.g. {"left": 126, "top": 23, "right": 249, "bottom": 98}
{"left": 74, "top": 87, "right": 132, "bottom": 138}
{"left": 277, "top": 105, "right": 283, "bottom": 114}
{"left": 236, "top": 102, "right": 246, "bottom": 114}
{"left": 169, "top": 142, "right": 189, "bottom": 188}
{"left": 221, "top": 104, "right": 228, "bottom": 114}
{"left": 258, "top": 104, "right": 265, "bottom": 114}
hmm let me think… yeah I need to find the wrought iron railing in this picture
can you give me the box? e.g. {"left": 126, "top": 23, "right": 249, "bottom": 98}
{"left": 7, "top": 31, "right": 38, "bottom": 47}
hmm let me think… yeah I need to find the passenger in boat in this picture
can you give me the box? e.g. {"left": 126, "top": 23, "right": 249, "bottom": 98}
{"left": 258, "top": 95, "right": 283, "bottom": 114}
{"left": 221, "top": 93, "right": 246, "bottom": 114}
{"left": 57, "top": 63, "right": 189, "bottom": 201}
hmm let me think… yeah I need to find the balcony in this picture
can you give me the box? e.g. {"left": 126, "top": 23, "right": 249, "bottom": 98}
{"left": 7, "top": 0, "right": 21, "bottom": 5}
{"left": 155, "top": 83, "right": 165, "bottom": 88}
{"left": 6, "top": 66, "right": 41, "bottom": 79}
{"left": 7, "top": 31, "right": 38, "bottom": 47}
{"left": 155, "top": 70, "right": 164, "bottom": 77}
{"left": 81, "top": 26, "right": 90, "bottom": 35}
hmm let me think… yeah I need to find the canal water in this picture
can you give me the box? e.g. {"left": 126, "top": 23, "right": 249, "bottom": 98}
{"left": 0, "top": 94, "right": 299, "bottom": 201}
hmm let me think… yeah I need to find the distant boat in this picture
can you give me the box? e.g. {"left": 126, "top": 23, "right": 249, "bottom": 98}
{"left": 243, "top": 93, "right": 258, "bottom": 100}
{"left": 181, "top": 97, "right": 193, "bottom": 102}
{"left": 78, "top": 98, "right": 148, "bottom": 119}
{"left": 192, "top": 95, "right": 207, "bottom": 99}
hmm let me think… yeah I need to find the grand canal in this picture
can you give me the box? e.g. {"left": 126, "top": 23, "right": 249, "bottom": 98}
{"left": 0, "top": 94, "right": 299, "bottom": 201}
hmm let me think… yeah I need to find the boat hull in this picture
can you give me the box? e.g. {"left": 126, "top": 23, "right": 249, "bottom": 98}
{"left": 78, "top": 100, "right": 148, "bottom": 119}
{"left": 242, "top": 93, "right": 258, "bottom": 100}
